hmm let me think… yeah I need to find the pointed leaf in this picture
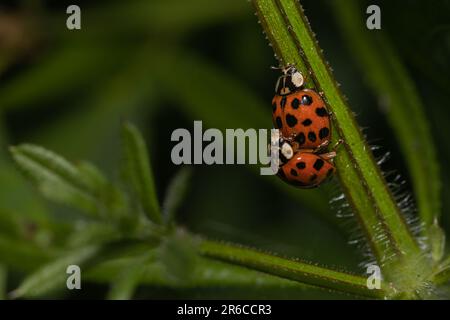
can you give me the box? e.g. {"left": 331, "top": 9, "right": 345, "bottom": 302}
{"left": 158, "top": 230, "right": 198, "bottom": 284}
{"left": 107, "top": 251, "right": 155, "bottom": 300}
{"left": 10, "top": 144, "right": 123, "bottom": 219}
{"left": 11, "top": 245, "right": 100, "bottom": 298}
{"left": 162, "top": 167, "right": 192, "bottom": 225}
{"left": 121, "top": 122, "right": 162, "bottom": 224}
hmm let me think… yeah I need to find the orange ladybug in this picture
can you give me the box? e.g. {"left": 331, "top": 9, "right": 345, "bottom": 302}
{"left": 272, "top": 66, "right": 331, "bottom": 151}
{"left": 277, "top": 150, "right": 336, "bottom": 188}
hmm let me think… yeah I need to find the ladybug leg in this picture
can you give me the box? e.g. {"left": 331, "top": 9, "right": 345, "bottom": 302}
{"left": 312, "top": 140, "right": 330, "bottom": 153}
{"left": 319, "top": 151, "right": 337, "bottom": 161}
{"left": 319, "top": 139, "right": 344, "bottom": 161}
{"left": 332, "top": 139, "right": 344, "bottom": 150}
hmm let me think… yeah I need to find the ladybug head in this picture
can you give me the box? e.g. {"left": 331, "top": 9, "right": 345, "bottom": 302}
{"left": 269, "top": 130, "right": 294, "bottom": 166}
{"left": 274, "top": 65, "right": 304, "bottom": 95}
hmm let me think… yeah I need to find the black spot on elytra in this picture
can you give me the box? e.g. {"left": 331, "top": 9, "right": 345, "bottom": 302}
{"left": 302, "top": 119, "right": 312, "bottom": 126}
{"left": 291, "top": 98, "right": 300, "bottom": 109}
{"left": 313, "top": 159, "right": 324, "bottom": 171}
{"left": 319, "top": 127, "right": 329, "bottom": 139}
{"left": 308, "top": 131, "right": 317, "bottom": 142}
{"left": 327, "top": 168, "right": 334, "bottom": 177}
{"left": 286, "top": 114, "right": 298, "bottom": 127}
{"left": 315, "top": 107, "right": 328, "bottom": 117}
{"left": 280, "top": 96, "right": 287, "bottom": 108}
{"left": 295, "top": 133, "right": 306, "bottom": 145}
{"left": 272, "top": 102, "right": 277, "bottom": 113}
{"left": 310, "top": 174, "right": 318, "bottom": 181}
{"left": 301, "top": 95, "right": 313, "bottom": 105}
{"left": 290, "top": 169, "right": 298, "bottom": 177}
{"left": 276, "top": 117, "right": 283, "bottom": 129}
{"left": 296, "top": 162, "right": 306, "bottom": 169}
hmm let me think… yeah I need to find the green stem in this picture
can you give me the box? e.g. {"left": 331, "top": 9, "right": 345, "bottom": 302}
{"left": 252, "top": 0, "right": 427, "bottom": 282}
{"left": 199, "top": 239, "right": 388, "bottom": 299}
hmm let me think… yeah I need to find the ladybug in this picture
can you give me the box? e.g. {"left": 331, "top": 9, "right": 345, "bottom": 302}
{"left": 270, "top": 132, "right": 337, "bottom": 188}
{"left": 272, "top": 66, "right": 331, "bottom": 151}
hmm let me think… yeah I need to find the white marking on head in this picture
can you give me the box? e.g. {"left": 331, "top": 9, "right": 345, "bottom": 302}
{"left": 291, "top": 70, "right": 304, "bottom": 88}
{"left": 281, "top": 142, "right": 293, "bottom": 160}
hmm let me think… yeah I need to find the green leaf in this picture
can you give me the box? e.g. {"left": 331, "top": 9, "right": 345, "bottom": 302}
{"left": 77, "top": 161, "right": 126, "bottom": 220}
{"left": 10, "top": 144, "right": 98, "bottom": 217}
{"left": 121, "top": 122, "right": 162, "bottom": 224}
{"left": 0, "top": 234, "right": 54, "bottom": 273}
{"left": 162, "top": 167, "right": 192, "bottom": 225}
{"left": 11, "top": 245, "right": 100, "bottom": 298}
{"left": 106, "top": 251, "right": 155, "bottom": 300}
{"left": 32, "top": 45, "right": 158, "bottom": 160}
{"left": 0, "top": 264, "right": 6, "bottom": 300}
{"left": 428, "top": 220, "right": 445, "bottom": 263}
{"left": 0, "top": 44, "right": 125, "bottom": 111}
{"left": 59, "top": 0, "right": 249, "bottom": 39}
{"left": 158, "top": 230, "right": 198, "bottom": 284}
{"left": 66, "top": 222, "right": 121, "bottom": 248}
{"left": 10, "top": 144, "right": 123, "bottom": 219}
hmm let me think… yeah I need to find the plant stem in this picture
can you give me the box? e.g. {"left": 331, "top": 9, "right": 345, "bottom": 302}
{"left": 252, "top": 0, "right": 428, "bottom": 284}
{"left": 199, "top": 239, "right": 388, "bottom": 299}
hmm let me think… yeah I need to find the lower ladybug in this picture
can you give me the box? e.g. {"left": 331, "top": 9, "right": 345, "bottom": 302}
{"left": 278, "top": 150, "right": 336, "bottom": 188}
{"left": 270, "top": 132, "right": 337, "bottom": 188}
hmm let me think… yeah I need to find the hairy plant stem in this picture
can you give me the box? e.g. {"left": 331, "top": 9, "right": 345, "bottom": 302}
{"left": 199, "top": 238, "right": 388, "bottom": 299}
{"left": 251, "top": 0, "right": 431, "bottom": 294}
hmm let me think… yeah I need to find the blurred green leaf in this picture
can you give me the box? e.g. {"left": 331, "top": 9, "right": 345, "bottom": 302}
{"left": 32, "top": 45, "right": 158, "bottom": 159}
{"left": 57, "top": 0, "right": 250, "bottom": 39}
{"left": 66, "top": 222, "right": 121, "bottom": 249}
{"left": 121, "top": 122, "right": 162, "bottom": 225}
{"left": 10, "top": 144, "right": 124, "bottom": 219}
{"left": 0, "top": 264, "right": 6, "bottom": 300}
{"left": 0, "top": 235, "right": 54, "bottom": 273}
{"left": 10, "top": 144, "right": 102, "bottom": 217}
{"left": 162, "top": 167, "right": 192, "bottom": 225}
{"left": 77, "top": 161, "right": 126, "bottom": 221}
{"left": 158, "top": 230, "right": 198, "bottom": 284}
{"left": 11, "top": 245, "right": 100, "bottom": 298}
{"left": 107, "top": 251, "right": 155, "bottom": 300}
{"left": 428, "top": 220, "right": 445, "bottom": 263}
{"left": 0, "top": 44, "right": 125, "bottom": 111}
{"left": 0, "top": 124, "right": 50, "bottom": 227}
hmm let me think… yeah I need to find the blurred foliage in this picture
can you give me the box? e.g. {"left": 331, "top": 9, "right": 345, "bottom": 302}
{"left": 0, "top": 0, "right": 449, "bottom": 299}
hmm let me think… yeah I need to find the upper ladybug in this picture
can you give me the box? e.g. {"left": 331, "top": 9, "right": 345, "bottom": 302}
{"left": 272, "top": 66, "right": 331, "bottom": 151}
